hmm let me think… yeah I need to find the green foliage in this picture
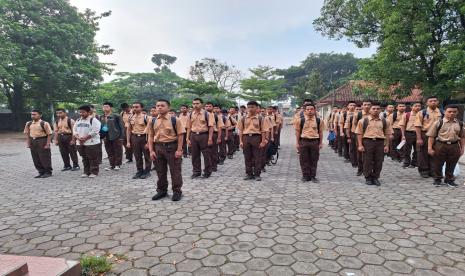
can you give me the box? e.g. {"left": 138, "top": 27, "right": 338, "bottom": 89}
{"left": 314, "top": 0, "right": 465, "bottom": 100}
{"left": 240, "top": 66, "right": 286, "bottom": 105}
{"left": 80, "top": 255, "right": 112, "bottom": 276}
{"left": 0, "top": 0, "right": 113, "bottom": 118}
{"left": 152, "top": 53, "right": 177, "bottom": 73}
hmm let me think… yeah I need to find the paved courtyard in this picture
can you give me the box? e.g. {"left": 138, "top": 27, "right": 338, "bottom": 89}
{"left": 1, "top": 127, "right": 465, "bottom": 276}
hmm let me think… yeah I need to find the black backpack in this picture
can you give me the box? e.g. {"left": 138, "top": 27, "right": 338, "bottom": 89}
{"left": 435, "top": 119, "right": 463, "bottom": 139}
{"left": 26, "top": 120, "right": 47, "bottom": 133}
{"left": 422, "top": 109, "right": 445, "bottom": 120}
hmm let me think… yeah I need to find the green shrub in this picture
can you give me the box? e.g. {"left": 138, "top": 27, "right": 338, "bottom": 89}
{"left": 80, "top": 255, "right": 112, "bottom": 276}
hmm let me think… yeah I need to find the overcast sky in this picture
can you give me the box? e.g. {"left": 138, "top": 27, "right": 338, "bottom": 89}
{"left": 70, "top": 0, "right": 376, "bottom": 79}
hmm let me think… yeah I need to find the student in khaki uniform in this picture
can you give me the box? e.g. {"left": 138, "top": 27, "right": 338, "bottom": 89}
{"left": 401, "top": 102, "right": 421, "bottom": 168}
{"left": 237, "top": 101, "right": 270, "bottom": 181}
{"left": 178, "top": 104, "right": 190, "bottom": 158}
{"left": 233, "top": 107, "right": 241, "bottom": 153}
{"left": 217, "top": 108, "right": 230, "bottom": 165}
{"left": 148, "top": 100, "right": 186, "bottom": 201}
{"left": 357, "top": 103, "right": 392, "bottom": 186}
{"left": 54, "top": 108, "right": 79, "bottom": 171}
{"left": 186, "top": 98, "right": 216, "bottom": 179}
{"left": 260, "top": 107, "right": 274, "bottom": 171}
{"left": 148, "top": 106, "right": 159, "bottom": 171}
{"left": 387, "top": 103, "right": 406, "bottom": 162}
{"left": 415, "top": 96, "right": 443, "bottom": 178}
{"left": 205, "top": 103, "right": 224, "bottom": 172}
{"left": 24, "top": 110, "right": 53, "bottom": 178}
{"left": 343, "top": 101, "right": 357, "bottom": 166}
{"left": 226, "top": 107, "right": 238, "bottom": 159}
{"left": 126, "top": 102, "right": 152, "bottom": 179}
{"left": 294, "top": 103, "right": 325, "bottom": 182}
{"left": 427, "top": 105, "right": 465, "bottom": 187}
{"left": 337, "top": 106, "right": 347, "bottom": 158}
{"left": 120, "top": 103, "right": 133, "bottom": 163}
{"left": 265, "top": 106, "right": 278, "bottom": 167}
{"left": 353, "top": 101, "right": 372, "bottom": 176}
{"left": 273, "top": 106, "right": 283, "bottom": 147}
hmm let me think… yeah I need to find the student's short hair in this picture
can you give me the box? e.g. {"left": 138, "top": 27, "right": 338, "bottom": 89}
{"left": 229, "top": 106, "right": 236, "bottom": 110}
{"left": 445, "top": 104, "right": 459, "bottom": 110}
{"left": 247, "top": 101, "right": 259, "bottom": 107}
{"left": 170, "top": 109, "right": 176, "bottom": 113}
{"left": 426, "top": 95, "right": 438, "bottom": 101}
{"left": 180, "top": 104, "right": 188, "bottom": 108}
{"left": 150, "top": 106, "right": 157, "bottom": 109}
{"left": 304, "top": 103, "right": 316, "bottom": 109}
{"left": 348, "top": 101, "right": 356, "bottom": 105}
{"left": 205, "top": 102, "right": 214, "bottom": 106}
{"left": 157, "top": 99, "right": 171, "bottom": 106}
{"left": 240, "top": 105, "right": 246, "bottom": 109}
{"left": 396, "top": 103, "right": 406, "bottom": 106}
{"left": 412, "top": 102, "right": 422, "bottom": 106}
{"left": 371, "top": 101, "right": 381, "bottom": 107}
{"left": 267, "top": 106, "right": 273, "bottom": 109}
{"left": 103, "top": 102, "right": 113, "bottom": 107}
{"left": 213, "top": 104, "right": 221, "bottom": 108}
{"left": 79, "top": 105, "right": 91, "bottom": 112}
{"left": 56, "top": 108, "right": 66, "bottom": 113}
{"left": 133, "top": 102, "right": 144, "bottom": 108}
{"left": 31, "top": 109, "right": 42, "bottom": 115}
{"left": 221, "top": 109, "right": 228, "bottom": 114}
{"left": 303, "top": 99, "right": 313, "bottom": 104}
{"left": 193, "top": 98, "right": 203, "bottom": 103}
{"left": 120, "top": 103, "right": 129, "bottom": 109}
{"left": 272, "top": 106, "right": 278, "bottom": 110}
{"left": 362, "top": 100, "right": 372, "bottom": 104}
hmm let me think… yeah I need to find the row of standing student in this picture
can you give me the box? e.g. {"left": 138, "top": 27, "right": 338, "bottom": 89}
{"left": 326, "top": 97, "right": 465, "bottom": 187}
{"left": 23, "top": 99, "right": 284, "bottom": 202}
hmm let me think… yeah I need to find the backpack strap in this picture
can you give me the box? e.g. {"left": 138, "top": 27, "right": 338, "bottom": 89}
{"left": 317, "top": 117, "right": 321, "bottom": 134}
{"left": 393, "top": 111, "right": 397, "bottom": 123}
{"left": 90, "top": 117, "right": 94, "bottom": 126}
{"left": 144, "top": 115, "right": 148, "bottom": 126}
{"left": 205, "top": 111, "right": 209, "bottom": 127}
{"left": 171, "top": 116, "right": 177, "bottom": 136}
{"left": 382, "top": 118, "right": 387, "bottom": 134}
{"left": 299, "top": 116, "right": 305, "bottom": 140}
{"left": 362, "top": 117, "right": 369, "bottom": 135}
{"left": 460, "top": 121, "right": 464, "bottom": 139}
{"left": 405, "top": 112, "right": 411, "bottom": 125}
{"left": 435, "top": 119, "right": 444, "bottom": 139}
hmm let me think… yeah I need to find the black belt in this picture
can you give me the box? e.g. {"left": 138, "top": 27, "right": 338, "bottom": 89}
{"left": 31, "top": 136, "right": 47, "bottom": 140}
{"left": 363, "top": 138, "right": 385, "bottom": 141}
{"left": 155, "top": 141, "right": 177, "bottom": 146}
{"left": 405, "top": 130, "right": 416, "bottom": 133}
{"left": 191, "top": 131, "right": 208, "bottom": 135}
{"left": 244, "top": 133, "right": 261, "bottom": 137}
{"left": 132, "top": 133, "right": 145, "bottom": 137}
{"left": 59, "top": 133, "right": 72, "bottom": 136}
{"left": 301, "top": 138, "right": 320, "bottom": 141}
{"left": 436, "top": 140, "right": 459, "bottom": 145}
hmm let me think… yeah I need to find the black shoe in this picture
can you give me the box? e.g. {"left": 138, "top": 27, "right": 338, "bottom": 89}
{"left": 373, "top": 179, "right": 381, "bottom": 186}
{"left": 218, "top": 160, "right": 224, "bottom": 165}
{"left": 408, "top": 164, "right": 416, "bottom": 168}
{"left": 420, "top": 173, "right": 430, "bottom": 178}
{"left": 34, "top": 174, "right": 44, "bottom": 178}
{"left": 140, "top": 172, "right": 151, "bottom": 179}
{"left": 344, "top": 160, "right": 351, "bottom": 163}
{"left": 262, "top": 168, "right": 266, "bottom": 172}
{"left": 125, "top": 159, "right": 133, "bottom": 164}
{"left": 402, "top": 163, "right": 409, "bottom": 168}
{"left": 133, "top": 171, "right": 143, "bottom": 179}
{"left": 202, "top": 173, "right": 211, "bottom": 179}
{"left": 71, "top": 166, "right": 80, "bottom": 171}
{"left": 356, "top": 171, "right": 363, "bottom": 176}
{"left": 61, "top": 167, "right": 72, "bottom": 171}
{"left": 191, "top": 173, "right": 201, "bottom": 179}
{"left": 40, "top": 173, "right": 52, "bottom": 178}
{"left": 365, "top": 179, "right": 374, "bottom": 185}
{"left": 301, "top": 177, "right": 311, "bottom": 182}
{"left": 311, "top": 177, "right": 319, "bottom": 183}
{"left": 255, "top": 176, "right": 262, "bottom": 181}
{"left": 244, "top": 175, "right": 255, "bottom": 180}
{"left": 446, "top": 180, "right": 458, "bottom": 187}
{"left": 433, "top": 179, "right": 442, "bottom": 187}
{"left": 172, "top": 192, "right": 182, "bottom": 201}
{"left": 152, "top": 192, "right": 167, "bottom": 200}
{"left": 227, "top": 156, "right": 233, "bottom": 159}
{"left": 352, "top": 164, "right": 358, "bottom": 168}
{"left": 212, "top": 168, "right": 217, "bottom": 172}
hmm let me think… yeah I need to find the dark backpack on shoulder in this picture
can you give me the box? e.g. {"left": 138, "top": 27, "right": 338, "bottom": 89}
{"left": 152, "top": 116, "right": 178, "bottom": 135}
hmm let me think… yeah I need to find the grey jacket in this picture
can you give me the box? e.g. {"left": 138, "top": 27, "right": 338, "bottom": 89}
{"left": 100, "top": 113, "right": 124, "bottom": 141}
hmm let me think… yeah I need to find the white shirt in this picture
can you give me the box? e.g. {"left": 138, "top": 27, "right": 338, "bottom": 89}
{"left": 73, "top": 117, "right": 101, "bottom": 146}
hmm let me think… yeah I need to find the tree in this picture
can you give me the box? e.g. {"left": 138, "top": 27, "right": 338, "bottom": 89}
{"left": 293, "top": 70, "right": 325, "bottom": 104}
{"left": 0, "top": 0, "right": 113, "bottom": 120}
{"left": 240, "top": 66, "right": 286, "bottom": 104}
{"left": 314, "top": 0, "right": 465, "bottom": 99}
{"left": 189, "top": 58, "right": 243, "bottom": 92}
{"left": 152, "top": 53, "right": 177, "bottom": 73}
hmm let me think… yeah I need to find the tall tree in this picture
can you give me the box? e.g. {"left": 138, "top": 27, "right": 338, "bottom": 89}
{"left": 240, "top": 66, "right": 286, "bottom": 104}
{"left": 189, "top": 58, "right": 243, "bottom": 93}
{"left": 151, "top": 53, "right": 177, "bottom": 73}
{"left": 314, "top": 0, "right": 465, "bottom": 99}
{"left": 0, "top": 0, "right": 113, "bottom": 120}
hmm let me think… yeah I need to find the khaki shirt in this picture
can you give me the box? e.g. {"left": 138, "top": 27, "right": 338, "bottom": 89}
{"left": 405, "top": 111, "right": 417, "bottom": 132}
{"left": 275, "top": 113, "right": 283, "bottom": 127}
{"left": 220, "top": 115, "right": 231, "bottom": 129}
{"left": 414, "top": 107, "right": 442, "bottom": 132}
{"left": 387, "top": 112, "right": 405, "bottom": 129}
{"left": 178, "top": 113, "right": 190, "bottom": 130}
{"left": 121, "top": 111, "right": 132, "bottom": 128}
{"left": 237, "top": 114, "right": 270, "bottom": 135}
{"left": 24, "top": 120, "right": 53, "bottom": 138}
{"left": 54, "top": 117, "right": 74, "bottom": 134}
{"left": 189, "top": 109, "right": 215, "bottom": 133}
{"left": 294, "top": 116, "right": 325, "bottom": 139}
{"left": 266, "top": 114, "right": 276, "bottom": 129}
{"left": 343, "top": 111, "right": 355, "bottom": 130}
{"left": 150, "top": 113, "right": 186, "bottom": 143}
{"left": 128, "top": 113, "right": 148, "bottom": 134}
{"left": 211, "top": 112, "right": 225, "bottom": 132}
{"left": 356, "top": 116, "right": 392, "bottom": 139}
{"left": 351, "top": 111, "right": 369, "bottom": 133}
{"left": 426, "top": 118, "right": 465, "bottom": 143}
